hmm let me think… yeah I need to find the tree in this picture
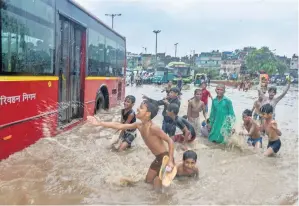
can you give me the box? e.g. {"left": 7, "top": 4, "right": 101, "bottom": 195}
{"left": 245, "top": 47, "right": 288, "bottom": 75}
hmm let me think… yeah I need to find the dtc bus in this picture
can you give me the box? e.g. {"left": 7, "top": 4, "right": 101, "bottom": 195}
{"left": 0, "top": 0, "right": 126, "bottom": 160}
{"left": 169, "top": 62, "right": 192, "bottom": 84}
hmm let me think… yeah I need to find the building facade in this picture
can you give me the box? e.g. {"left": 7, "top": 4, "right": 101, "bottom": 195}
{"left": 196, "top": 50, "right": 221, "bottom": 69}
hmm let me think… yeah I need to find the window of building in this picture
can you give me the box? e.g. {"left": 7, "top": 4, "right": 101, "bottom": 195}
{"left": 1, "top": 0, "right": 55, "bottom": 75}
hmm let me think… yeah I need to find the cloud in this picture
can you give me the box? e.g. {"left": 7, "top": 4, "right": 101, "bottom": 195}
{"left": 74, "top": 0, "right": 298, "bottom": 57}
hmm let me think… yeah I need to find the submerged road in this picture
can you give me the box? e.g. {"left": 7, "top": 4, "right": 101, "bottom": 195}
{"left": 0, "top": 84, "right": 298, "bottom": 204}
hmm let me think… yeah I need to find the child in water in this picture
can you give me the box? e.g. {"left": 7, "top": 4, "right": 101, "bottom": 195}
{"left": 252, "top": 91, "right": 264, "bottom": 124}
{"left": 260, "top": 103, "right": 282, "bottom": 156}
{"left": 167, "top": 103, "right": 196, "bottom": 151}
{"left": 176, "top": 150, "right": 199, "bottom": 178}
{"left": 161, "top": 80, "right": 173, "bottom": 97}
{"left": 187, "top": 89, "right": 207, "bottom": 136}
{"left": 111, "top": 95, "right": 137, "bottom": 151}
{"left": 258, "top": 78, "right": 291, "bottom": 120}
{"left": 87, "top": 100, "right": 175, "bottom": 190}
{"left": 239, "top": 109, "right": 262, "bottom": 150}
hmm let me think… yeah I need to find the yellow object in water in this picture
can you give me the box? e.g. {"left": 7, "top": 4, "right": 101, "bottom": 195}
{"left": 159, "top": 155, "right": 177, "bottom": 187}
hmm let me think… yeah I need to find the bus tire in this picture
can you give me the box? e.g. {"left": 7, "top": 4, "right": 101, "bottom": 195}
{"left": 94, "top": 92, "right": 105, "bottom": 114}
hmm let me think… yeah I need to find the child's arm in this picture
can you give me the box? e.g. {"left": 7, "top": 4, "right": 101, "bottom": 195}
{"left": 152, "top": 126, "right": 175, "bottom": 168}
{"left": 274, "top": 81, "right": 291, "bottom": 103}
{"left": 181, "top": 127, "right": 191, "bottom": 144}
{"left": 271, "top": 121, "right": 282, "bottom": 136}
{"left": 251, "top": 101, "right": 256, "bottom": 114}
{"left": 142, "top": 95, "right": 165, "bottom": 106}
{"left": 208, "top": 91, "right": 213, "bottom": 100}
{"left": 87, "top": 116, "right": 138, "bottom": 130}
{"left": 201, "top": 102, "right": 207, "bottom": 122}
{"left": 209, "top": 101, "right": 215, "bottom": 127}
{"left": 187, "top": 101, "right": 192, "bottom": 120}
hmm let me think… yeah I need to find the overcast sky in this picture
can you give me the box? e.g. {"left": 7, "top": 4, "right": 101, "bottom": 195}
{"left": 75, "top": 0, "right": 298, "bottom": 57}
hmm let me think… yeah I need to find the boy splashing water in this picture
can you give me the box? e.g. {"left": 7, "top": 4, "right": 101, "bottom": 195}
{"left": 112, "top": 95, "right": 137, "bottom": 151}
{"left": 260, "top": 104, "right": 282, "bottom": 156}
{"left": 87, "top": 100, "right": 175, "bottom": 190}
{"left": 258, "top": 79, "right": 291, "bottom": 120}
{"left": 239, "top": 109, "right": 262, "bottom": 150}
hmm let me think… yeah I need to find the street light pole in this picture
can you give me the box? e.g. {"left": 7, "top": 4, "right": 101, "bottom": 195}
{"left": 105, "top": 13, "right": 121, "bottom": 29}
{"left": 174, "top": 43, "right": 178, "bottom": 58}
{"left": 153, "top": 30, "right": 161, "bottom": 66}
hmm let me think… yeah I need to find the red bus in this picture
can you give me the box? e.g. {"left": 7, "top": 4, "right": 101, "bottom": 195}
{"left": 0, "top": 0, "right": 126, "bottom": 160}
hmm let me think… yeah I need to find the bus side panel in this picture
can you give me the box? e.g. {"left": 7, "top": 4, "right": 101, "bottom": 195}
{"left": 0, "top": 113, "right": 58, "bottom": 160}
{"left": 84, "top": 79, "right": 123, "bottom": 117}
{"left": 0, "top": 80, "right": 59, "bottom": 160}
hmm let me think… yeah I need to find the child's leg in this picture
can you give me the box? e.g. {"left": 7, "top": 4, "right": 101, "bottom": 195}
{"left": 118, "top": 142, "right": 129, "bottom": 152}
{"left": 153, "top": 176, "right": 162, "bottom": 191}
{"left": 145, "top": 168, "right": 158, "bottom": 184}
{"left": 254, "top": 141, "right": 262, "bottom": 151}
{"left": 264, "top": 147, "right": 274, "bottom": 156}
{"left": 117, "top": 132, "right": 136, "bottom": 151}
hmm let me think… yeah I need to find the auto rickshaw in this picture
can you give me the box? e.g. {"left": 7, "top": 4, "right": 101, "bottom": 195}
{"left": 194, "top": 73, "right": 206, "bottom": 86}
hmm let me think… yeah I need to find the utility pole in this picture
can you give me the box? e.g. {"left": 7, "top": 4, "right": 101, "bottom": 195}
{"left": 153, "top": 30, "right": 161, "bottom": 66}
{"left": 174, "top": 43, "right": 178, "bottom": 58}
{"left": 105, "top": 13, "right": 121, "bottom": 29}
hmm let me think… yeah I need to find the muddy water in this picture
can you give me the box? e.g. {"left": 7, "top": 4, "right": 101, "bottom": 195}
{"left": 0, "top": 84, "right": 298, "bottom": 205}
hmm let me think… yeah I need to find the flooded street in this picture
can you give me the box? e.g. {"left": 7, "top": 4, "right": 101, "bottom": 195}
{"left": 0, "top": 84, "right": 298, "bottom": 205}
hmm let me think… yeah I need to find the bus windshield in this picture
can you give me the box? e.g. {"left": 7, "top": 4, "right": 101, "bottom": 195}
{"left": 173, "top": 67, "right": 190, "bottom": 77}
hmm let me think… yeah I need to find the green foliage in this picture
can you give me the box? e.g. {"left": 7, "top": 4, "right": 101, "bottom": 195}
{"left": 245, "top": 47, "right": 288, "bottom": 75}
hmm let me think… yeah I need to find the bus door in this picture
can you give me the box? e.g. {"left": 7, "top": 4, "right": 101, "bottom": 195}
{"left": 58, "top": 16, "right": 86, "bottom": 126}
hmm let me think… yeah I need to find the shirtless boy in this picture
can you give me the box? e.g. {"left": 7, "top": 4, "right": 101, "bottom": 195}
{"left": 176, "top": 150, "right": 199, "bottom": 179}
{"left": 260, "top": 103, "right": 282, "bottom": 156}
{"left": 252, "top": 92, "right": 264, "bottom": 124}
{"left": 239, "top": 109, "right": 262, "bottom": 149}
{"left": 187, "top": 89, "right": 207, "bottom": 135}
{"left": 87, "top": 100, "right": 175, "bottom": 190}
{"left": 258, "top": 79, "right": 291, "bottom": 120}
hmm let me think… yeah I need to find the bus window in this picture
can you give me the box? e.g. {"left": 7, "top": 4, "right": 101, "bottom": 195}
{"left": 1, "top": 0, "right": 55, "bottom": 75}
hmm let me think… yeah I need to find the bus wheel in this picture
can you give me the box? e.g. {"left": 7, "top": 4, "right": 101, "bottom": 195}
{"left": 94, "top": 92, "right": 105, "bottom": 114}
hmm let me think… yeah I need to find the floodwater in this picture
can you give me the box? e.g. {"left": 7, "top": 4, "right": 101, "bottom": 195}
{"left": 0, "top": 84, "right": 298, "bottom": 205}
